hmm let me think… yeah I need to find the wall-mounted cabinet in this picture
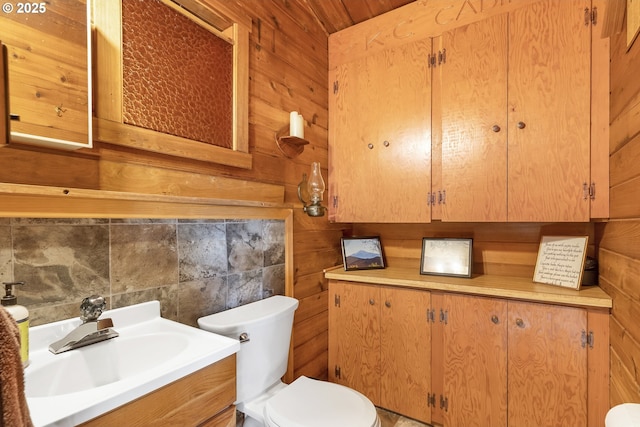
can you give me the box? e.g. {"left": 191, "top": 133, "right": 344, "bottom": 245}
{"left": 438, "top": 0, "right": 603, "bottom": 222}
{"left": 0, "top": 0, "right": 92, "bottom": 150}
{"left": 328, "top": 0, "right": 609, "bottom": 223}
{"left": 328, "top": 39, "right": 432, "bottom": 223}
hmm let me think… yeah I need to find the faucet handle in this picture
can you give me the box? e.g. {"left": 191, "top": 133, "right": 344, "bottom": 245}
{"left": 80, "top": 295, "right": 106, "bottom": 322}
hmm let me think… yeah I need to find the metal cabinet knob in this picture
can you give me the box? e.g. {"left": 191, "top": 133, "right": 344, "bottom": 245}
{"left": 491, "top": 315, "right": 499, "bottom": 324}
{"left": 367, "top": 143, "right": 374, "bottom": 149}
{"left": 515, "top": 318, "right": 525, "bottom": 328}
{"left": 517, "top": 121, "right": 526, "bottom": 129}
{"left": 385, "top": 301, "right": 391, "bottom": 308}
{"left": 369, "top": 298, "right": 375, "bottom": 305}
{"left": 383, "top": 140, "right": 390, "bottom": 147}
{"left": 492, "top": 125, "right": 501, "bottom": 133}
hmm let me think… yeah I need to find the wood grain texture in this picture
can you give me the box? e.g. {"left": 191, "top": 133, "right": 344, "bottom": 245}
{"left": 507, "top": 301, "right": 587, "bottom": 427}
{"left": 80, "top": 355, "right": 236, "bottom": 426}
{"left": 325, "top": 266, "right": 612, "bottom": 309}
{"left": 441, "top": 294, "right": 507, "bottom": 427}
{"left": 329, "top": 38, "right": 431, "bottom": 222}
{"left": 379, "top": 287, "right": 431, "bottom": 423}
{"left": 590, "top": 0, "right": 610, "bottom": 219}
{"left": 328, "top": 281, "right": 381, "bottom": 403}
{"left": 440, "top": 14, "right": 508, "bottom": 222}
{"left": 507, "top": 0, "right": 591, "bottom": 222}
{"left": 1, "top": 0, "right": 90, "bottom": 147}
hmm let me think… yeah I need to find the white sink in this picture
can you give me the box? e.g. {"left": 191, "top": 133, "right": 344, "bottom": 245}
{"left": 25, "top": 301, "right": 240, "bottom": 427}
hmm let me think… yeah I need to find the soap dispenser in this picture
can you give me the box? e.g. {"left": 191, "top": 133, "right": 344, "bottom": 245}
{"left": 2, "top": 281, "right": 29, "bottom": 366}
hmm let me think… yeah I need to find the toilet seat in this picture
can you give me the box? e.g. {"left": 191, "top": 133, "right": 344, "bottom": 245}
{"left": 264, "top": 376, "right": 380, "bottom": 427}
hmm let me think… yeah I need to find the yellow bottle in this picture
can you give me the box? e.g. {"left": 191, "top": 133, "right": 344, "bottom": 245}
{"left": 2, "top": 281, "right": 29, "bottom": 366}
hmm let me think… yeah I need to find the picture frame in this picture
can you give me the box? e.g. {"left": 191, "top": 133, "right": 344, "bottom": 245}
{"left": 420, "top": 238, "right": 473, "bottom": 278}
{"left": 341, "top": 236, "right": 385, "bottom": 271}
{"left": 533, "top": 235, "right": 589, "bottom": 290}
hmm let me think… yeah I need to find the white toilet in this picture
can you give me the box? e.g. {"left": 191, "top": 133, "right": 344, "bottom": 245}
{"left": 198, "top": 295, "right": 380, "bottom": 427}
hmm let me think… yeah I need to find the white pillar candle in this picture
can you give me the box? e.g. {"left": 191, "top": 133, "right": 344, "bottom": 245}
{"left": 290, "top": 111, "right": 304, "bottom": 138}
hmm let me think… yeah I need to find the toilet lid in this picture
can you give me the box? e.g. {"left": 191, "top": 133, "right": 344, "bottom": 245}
{"left": 264, "top": 376, "right": 378, "bottom": 427}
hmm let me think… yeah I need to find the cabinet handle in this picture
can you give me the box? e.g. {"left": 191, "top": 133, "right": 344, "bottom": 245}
{"left": 515, "top": 318, "right": 525, "bottom": 328}
{"left": 383, "top": 140, "right": 390, "bottom": 147}
{"left": 491, "top": 125, "right": 501, "bottom": 133}
{"left": 367, "top": 143, "right": 374, "bottom": 149}
{"left": 385, "top": 301, "right": 391, "bottom": 308}
{"left": 369, "top": 298, "right": 375, "bottom": 305}
{"left": 517, "top": 121, "right": 526, "bottom": 129}
{"left": 491, "top": 315, "right": 499, "bottom": 324}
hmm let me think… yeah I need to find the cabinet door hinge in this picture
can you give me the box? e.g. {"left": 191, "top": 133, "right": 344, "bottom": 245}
{"left": 438, "top": 48, "right": 447, "bottom": 65}
{"left": 427, "top": 192, "right": 437, "bottom": 206}
{"left": 584, "top": 7, "right": 598, "bottom": 26}
{"left": 334, "top": 365, "right": 342, "bottom": 379}
{"left": 427, "top": 308, "right": 435, "bottom": 323}
{"left": 438, "top": 189, "right": 446, "bottom": 205}
{"left": 333, "top": 80, "right": 339, "bottom": 94}
{"left": 334, "top": 294, "right": 341, "bottom": 307}
{"left": 440, "top": 309, "right": 448, "bottom": 325}
{"left": 427, "top": 393, "right": 436, "bottom": 407}
{"left": 589, "top": 182, "right": 596, "bottom": 200}
{"left": 581, "top": 330, "right": 594, "bottom": 349}
{"left": 332, "top": 195, "right": 338, "bottom": 208}
{"left": 428, "top": 53, "right": 437, "bottom": 68}
{"left": 440, "top": 395, "right": 449, "bottom": 412}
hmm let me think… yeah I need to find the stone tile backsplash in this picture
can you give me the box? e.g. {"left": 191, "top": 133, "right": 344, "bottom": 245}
{"left": 0, "top": 218, "right": 285, "bottom": 327}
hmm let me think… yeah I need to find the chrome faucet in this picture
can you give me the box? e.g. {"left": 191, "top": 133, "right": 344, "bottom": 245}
{"left": 49, "top": 295, "right": 119, "bottom": 354}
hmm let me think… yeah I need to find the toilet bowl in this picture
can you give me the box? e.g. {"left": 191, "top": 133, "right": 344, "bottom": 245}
{"left": 198, "top": 295, "right": 380, "bottom": 427}
{"left": 605, "top": 403, "right": 640, "bottom": 427}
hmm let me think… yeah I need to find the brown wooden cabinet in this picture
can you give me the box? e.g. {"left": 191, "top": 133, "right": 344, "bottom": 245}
{"left": 0, "top": 0, "right": 92, "bottom": 149}
{"left": 328, "top": 38, "right": 433, "bottom": 223}
{"left": 433, "top": 293, "right": 593, "bottom": 427}
{"left": 329, "top": 278, "right": 609, "bottom": 427}
{"left": 328, "top": 280, "right": 432, "bottom": 423}
{"left": 438, "top": 0, "right": 605, "bottom": 222}
{"left": 80, "top": 355, "right": 236, "bottom": 427}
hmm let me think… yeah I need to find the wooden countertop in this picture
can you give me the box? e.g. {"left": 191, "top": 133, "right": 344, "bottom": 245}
{"left": 324, "top": 266, "right": 612, "bottom": 309}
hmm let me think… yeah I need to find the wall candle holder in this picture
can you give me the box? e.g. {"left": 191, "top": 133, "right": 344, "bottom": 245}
{"left": 275, "top": 111, "right": 309, "bottom": 158}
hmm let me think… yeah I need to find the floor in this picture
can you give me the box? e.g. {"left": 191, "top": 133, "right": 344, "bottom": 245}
{"left": 236, "top": 407, "right": 431, "bottom": 426}
{"left": 377, "top": 407, "right": 432, "bottom": 427}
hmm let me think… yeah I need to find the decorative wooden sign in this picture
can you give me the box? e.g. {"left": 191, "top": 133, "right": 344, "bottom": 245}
{"left": 533, "top": 236, "right": 589, "bottom": 290}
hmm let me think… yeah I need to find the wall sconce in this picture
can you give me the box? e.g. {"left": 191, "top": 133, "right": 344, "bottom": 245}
{"left": 275, "top": 111, "right": 309, "bottom": 158}
{"left": 298, "top": 162, "right": 326, "bottom": 217}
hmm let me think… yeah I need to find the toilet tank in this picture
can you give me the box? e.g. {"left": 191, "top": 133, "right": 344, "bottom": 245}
{"left": 198, "top": 295, "right": 299, "bottom": 403}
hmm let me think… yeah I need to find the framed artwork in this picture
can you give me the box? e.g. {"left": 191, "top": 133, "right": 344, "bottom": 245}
{"left": 533, "top": 235, "right": 588, "bottom": 290}
{"left": 341, "top": 236, "right": 385, "bottom": 271}
{"left": 420, "top": 238, "right": 473, "bottom": 278}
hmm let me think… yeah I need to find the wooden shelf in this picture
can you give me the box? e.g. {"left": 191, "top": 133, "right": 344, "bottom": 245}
{"left": 324, "top": 265, "right": 612, "bottom": 309}
{"left": 275, "top": 125, "right": 309, "bottom": 158}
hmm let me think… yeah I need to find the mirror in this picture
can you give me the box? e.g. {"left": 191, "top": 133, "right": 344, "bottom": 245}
{"left": 0, "top": 0, "right": 92, "bottom": 149}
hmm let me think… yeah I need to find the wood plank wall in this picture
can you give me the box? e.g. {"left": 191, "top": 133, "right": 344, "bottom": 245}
{"left": 599, "top": 23, "right": 640, "bottom": 406}
{"left": 0, "top": 0, "right": 340, "bottom": 381}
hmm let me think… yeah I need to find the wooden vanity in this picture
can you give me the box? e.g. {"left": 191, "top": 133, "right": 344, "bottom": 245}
{"left": 80, "top": 355, "right": 236, "bottom": 427}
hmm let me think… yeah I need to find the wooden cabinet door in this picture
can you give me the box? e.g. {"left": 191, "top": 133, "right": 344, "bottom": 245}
{"left": 329, "top": 39, "right": 432, "bottom": 223}
{"left": 507, "top": 0, "right": 591, "bottom": 221}
{"left": 507, "top": 301, "right": 587, "bottom": 427}
{"left": 440, "top": 14, "right": 508, "bottom": 222}
{"left": 0, "top": 0, "right": 91, "bottom": 149}
{"left": 440, "top": 294, "right": 508, "bottom": 427}
{"left": 380, "top": 287, "right": 431, "bottom": 423}
{"left": 328, "top": 281, "right": 381, "bottom": 404}
{"left": 1, "top": 42, "right": 7, "bottom": 145}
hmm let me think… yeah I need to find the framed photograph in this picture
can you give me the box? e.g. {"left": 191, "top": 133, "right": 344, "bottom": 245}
{"left": 420, "top": 238, "right": 473, "bottom": 278}
{"left": 533, "top": 235, "right": 589, "bottom": 290}
{"left": 341, "top": 236, "right": 385, "bottom": 271}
